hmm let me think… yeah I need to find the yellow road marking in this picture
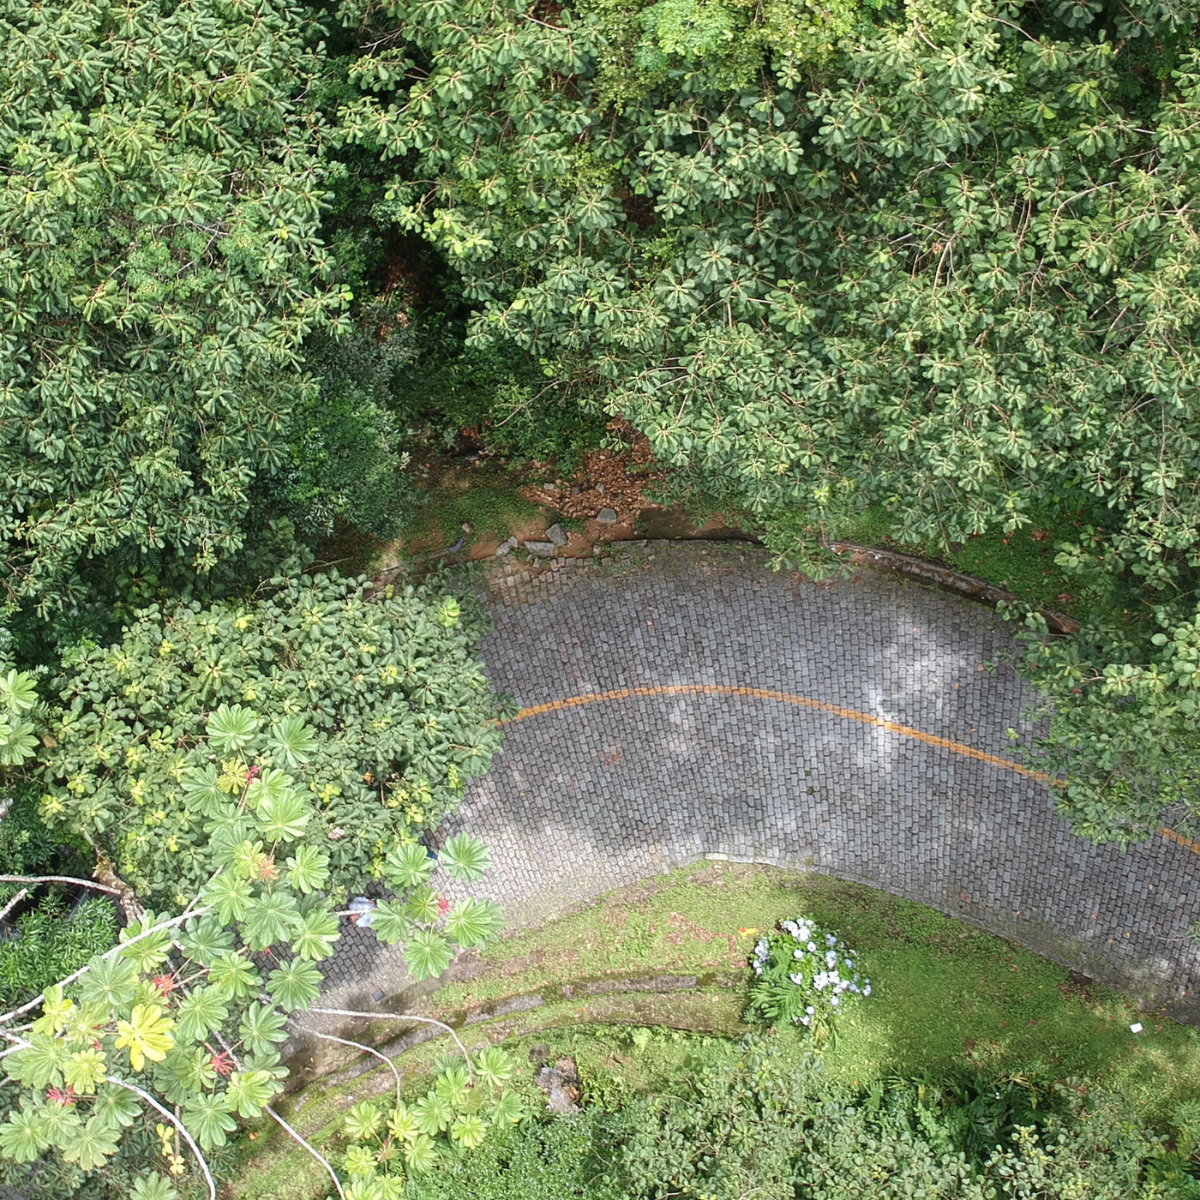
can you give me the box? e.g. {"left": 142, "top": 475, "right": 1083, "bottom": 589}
{"left": 503, "top": 683, "right": 1196, "bottom": 860}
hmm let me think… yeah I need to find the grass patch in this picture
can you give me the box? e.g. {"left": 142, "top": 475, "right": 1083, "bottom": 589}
{"left": 425, "top": 863, "right": 1200, "bottom": 1120}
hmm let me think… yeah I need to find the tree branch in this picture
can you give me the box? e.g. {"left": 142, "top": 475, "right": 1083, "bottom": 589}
{"left": 290, "top": 1021, "right": 403, "bottom": 1106}
{"left": 266, "top": 1105, "right": 346, "bottom": 1200}
{"left": 104, "top": 1074, "right": 216, "bottom": 1200}
{"left": 308, "top": 1007, "right": 474, "bottom": 1081}
{"left": 0, "top": 874, "right": 122, "bottom": 896}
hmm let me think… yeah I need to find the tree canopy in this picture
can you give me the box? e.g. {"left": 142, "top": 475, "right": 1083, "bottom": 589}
{"left": 0, "top": 0, "right": 348, "bottom": 612}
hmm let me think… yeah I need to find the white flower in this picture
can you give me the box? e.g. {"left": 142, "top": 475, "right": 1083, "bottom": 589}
{"left": 793, "top": 948, "right": 804, "bottom": 959}
{"left": 805, "top": 1005, "right": 815, "bottom": 1015}
{"left": 806, "top": 941, "right": 817, "bottom": 952}
{"left": 782, "top": 921, "right": 799, "bottom": 935}
{"left": 825, "top": 950, "right": 837, "bottom": 968}
{"left": 826, "top": 934, "right": 837, "bottom": 947}
{"left": 800, "top": 1016, "right": 810, "bottom": 1026}
{"left": 830, "top": 995, "right": 839, "bottom": 1007}
{"left": 863, "top": 984, "right": 872, "bottom": 997}
{"left": 789, "top": 972, "right": 804, "bottom": 985}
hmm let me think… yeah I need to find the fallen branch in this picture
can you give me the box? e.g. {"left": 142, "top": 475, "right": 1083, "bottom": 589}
{"left": 105, "top": 1074, "right": 216, "bottom": 1200}
{"left": 291, "top": 1021, "right": 403, "bottom": 1106}
{"left": 309, "top": 1007, "right": 474, "bottom": 1081}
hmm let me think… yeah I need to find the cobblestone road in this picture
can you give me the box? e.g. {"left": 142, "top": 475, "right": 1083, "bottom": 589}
{"left": 326, "top": 543, "right": 1200, "bottom": 1020}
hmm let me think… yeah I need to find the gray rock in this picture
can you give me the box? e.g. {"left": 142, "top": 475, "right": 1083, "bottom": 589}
{"left": 535, "top": 1058, "right": 581, "bottom": 1114}
{"left": 493, "top": 542, "right": 511, "bottom": 557}
{"left": 523, "top": 540, "right": 557, "bottom": 557}
{"left": 546, "top": 523, "right": 568, "bottom": 547}
{"left": 596, "top": 508, "right": 619, "bottom": 523}
{"left": 595, "top": 483, "right": 605, "bottom": 493}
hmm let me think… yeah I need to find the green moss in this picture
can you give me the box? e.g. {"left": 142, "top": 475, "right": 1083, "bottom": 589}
{"left": 403, "top": 466, "right": 543, "bottom": 548}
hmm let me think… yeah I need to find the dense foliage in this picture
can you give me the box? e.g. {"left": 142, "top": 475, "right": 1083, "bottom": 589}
{"left": 335, "top": 0, "right": 1200, "bottom": 840}
{"left": 0, "top": 0, "right": 348, "bottom": 611}
{"left": 2, "top": 738, "right": 502, "bottom": 1194}
{"left": 39, "top": 572, "right": 500, "bottom": 902}
{"left": 399, "top": 1040, "right": 1191, "bottom": 1200}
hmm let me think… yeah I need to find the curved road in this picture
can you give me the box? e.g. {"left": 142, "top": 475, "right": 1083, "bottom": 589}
{"left": 330, "top": 543, "right": 1200, "bottom": 1019}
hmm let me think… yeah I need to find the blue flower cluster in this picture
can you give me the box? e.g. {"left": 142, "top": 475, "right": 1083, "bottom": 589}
{"left": 749, "top": 916, "right": 873, "bottom": 1030}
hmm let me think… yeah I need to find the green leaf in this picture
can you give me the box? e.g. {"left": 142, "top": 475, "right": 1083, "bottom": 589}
{"left": 404, "top": 930, "right": 453, "bottom": 981}
{"left": 343, "top": 1100, "right": 381, "bottom": 1141}
{"left": 176, "top": 986, "right": 230, "bottom": 1043}
{"left": 291, "top": 906, "right": 339, "bottom": 962}
{"left": 438, "top": 833, "right": 491, "bottom": 882}
{"left": 131, "top": 1173, "right": 180, "bottom": 1200}
{"left": 179, "top": 915, "right": 236, "bottom": 966}
{"left": 406, "top": 886, "right": 441, "bottom": 924}
{"left": 450, "top": 1112, "right": 487, "bottom": 1148}
{"left": 117, "top": 913, "right": 173, "bottom": 973}
{"left": 91, "top": 1084, "right": 143, "bottom": 1130}
{"left": 267, "top": 716, "right": 317, "bottom": 767}
{"left": 284, "top": 844, "right": 330, "bottom": 894}
{"left": 0, "top": 668, "right": 37, "bottom": 713}
{"left": 491, "top": 1089, "right": 524, "bottom": 1126}
{"left": 404, "top": 1131, "right": 439, "bottom": 1171}
{"left": 255, "top": 788, "right": 311, "bottom": 843}
{"left": 239, "top": 1002, "right": 288, "bottom": 1056}
{"left": 63, "top": 1048, "right": 108, "bottom": 1095}
{"left": 266, "top": 958, "right": 323, "bottom": 1011}
{"left": 435, "top": 1066, "right": 469, "bottom": 1108}
{"left": 0, "top": 1106, "right": 50, "bottom": 1162}
{"left": 74, "top": 954, "right": 135, "bottom": 1011}
{"left": 445, "top": 897, "right": 503, "bottom": 948}
{"left": 383, "top": 842, "right": 435, "bottom": 891}
{"left": 474, "top": 1046, "right": 514, "bottom": 1090}
{"left": 182, "top": 766, "right": 228, "bottom": 817}
{"left": 370, "top": 898, "right": 412, "bottom": 946}
{"left": 6, "top": 1034, "right": 67, "bottom": 1089}
{"left": 61, "top": 1114, "right": 120, "bottom": 1170}
{"left": 208, "top": 952, "right": 261, "bottom": 1001}
{"left": 206, "top": 704, "right": 259, "bottom": 754}
{"left": 184, "top": 1091, "right": 238, "bottom": 1150}
{"left": 204, "top": 873, "right": 253, "bottom": 924}
{"left": 226, "top": 1068, "right": 278, "bottom": 1118}
{"left": 412, "top": 1091, "right": 453, "bottom": 1136}
{"left": 243, "top": 890, "right": 302, "bottom": 951}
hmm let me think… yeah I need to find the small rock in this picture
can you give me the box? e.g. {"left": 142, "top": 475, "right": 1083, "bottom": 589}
{"left": 595, "top": 483, "right": 605, "bottom": 493}
{"left": 534, "top": 1057, "right": 581, "bottom": 1114}
{"left": 372, "top": 989, "right": 384, "bottom": 1002}
{"left": 542, "top": 482, "right": 556, "bottom": 491}
{"left": 524, "top": 540, "right": 557, "bottom": 557}
{"left": 461, "top": 522, "right": 474, "bottom": 534}
{"left": 493, "top": 543, "right": 511, "bottom": 557}
{"left": 546, "top": 523, "right": 568, "bottom": 547}
{"left": 570, "top": 486, "right": 580, "bottom": 495}
{"left": 596, "top": 508, "right": 618, "bottom": 523}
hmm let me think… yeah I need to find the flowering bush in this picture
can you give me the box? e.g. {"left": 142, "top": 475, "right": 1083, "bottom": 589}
{"left": 745, "top": 917, "right": 871, "bottom": 1037}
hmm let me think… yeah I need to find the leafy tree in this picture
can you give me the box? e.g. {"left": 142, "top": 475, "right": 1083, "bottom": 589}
{"left": 39, "top": 572, "right": 502, "bottom": 902}
{"left": 0, "top": 0, "right": 350, "bottom": 612}
{"left": 337, "top": 0, "right": 1200, "bottom": 843}
{"left": 0, "top": 746, "right": 503, "bottom": 1195}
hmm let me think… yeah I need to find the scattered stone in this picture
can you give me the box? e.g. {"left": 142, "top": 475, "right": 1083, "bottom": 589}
{"left": 596, "top": 508, "right": 619, "bottom": 523}
{"left": 461, "top": 522, "right": 474, "bottom": 534}
{"left": 372, "top": 989, "right": 384, "bottom": 1002}
{"left": 570, "top": 486, "right": 580, "bottom": 495}
{"left": 524, "top": 540, "right": 557, "bottom": 557}
{"left": 534, "top": 1057, "right": 581, "bottom": 1114}
{"left": 546, "top": 523, "right": 568, "bottom": 547}
{"left": 493, "top": 536, "right": 519, "bottom": 557}
{"left": 595, "top": 483, "right": 605, "bottom": 493}
{"left": 542, "top": 482, "right": 556, "bottom": 491}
